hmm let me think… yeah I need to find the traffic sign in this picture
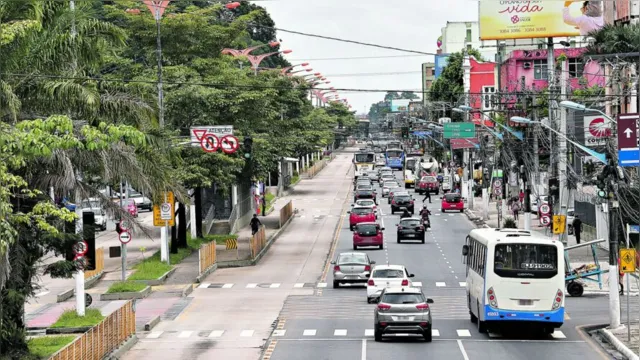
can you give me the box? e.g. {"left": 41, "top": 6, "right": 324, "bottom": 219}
{"left": 85, "top": 293, "right": 93, "bottom": 308}
{"left": 73, "top": 240, "right": 88, "bottom": 256}
{"left": 443, "top": 123, "right": 476, "bottom": 139}
{"left": 220, "top": 135, "right": 240, "bottom": 154}
{"left": 617, "top": 114, "right": 640, "bottom": 167}
{"left": 190, "top": 126, "right": 233, "bottom": 146}
{"left": 74, "top": 255, "right": 87, "bottom": 270}
{"left": 552, "top": 215, "right": 566, "bottom": 235}
{"left": 620, "top": 248, "right": 637, "bottom": 273}
{"left": 200, "top": 134, "right": 220, "bottom": 153}
{"left": 120, "top": 220, "right": 131, "bottom": 231}
{"left": 119, "top": 231, "right": 132, "bottom": 244}
{"left": 450, "top": 138, "right": 479, "bottom": 150}
{"left": 153, "top": 191, "right": 175, "bottom": 227}
{"left": 540, "top": 215, "right": 551, "bottom": 226}
{"left": 493, "top": 187, "right": 502, "bottom": 197}
{"left": 539, "top": 203, "right": 551, "bottom": 215}
{"left": 493, "top": 178, "right": 503, "bottom": 188}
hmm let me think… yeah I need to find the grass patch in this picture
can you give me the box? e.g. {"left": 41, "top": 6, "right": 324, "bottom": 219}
{"left": 128, "top": 255, "right": 174, "bottom": 280}
{"left": 28, "top": 335, "right": 77, "bottom": 358}
{"left": 50, "top": 309, "right": 104, "bottom": 329}
{"left": 264, "top": 193, "right": 276, "bottom": 212}
{"left": 291, "top": 175, "right": 300, "bottom": 185}
{"left": 106, "top": 281, "right": 147, "bottom": 294}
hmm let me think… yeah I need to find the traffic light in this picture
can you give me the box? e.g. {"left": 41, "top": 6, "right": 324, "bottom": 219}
{"left": 401, "top": 127, "right": 409, "bottom": 139}
{"left": 82, "top": 212, "right": 96, "bottom": 271}
{"left": 243, "top": 136, "right": 253, "bottom": 159}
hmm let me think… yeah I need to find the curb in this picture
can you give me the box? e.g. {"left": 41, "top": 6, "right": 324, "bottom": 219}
{"left": 104, "top": 334, "right": 138, "bottom": 360}
{"left": 195, "top": 263, "right": 218, "bottom": 283}
{"left": 100, "top": 286, "right": 151, "bottom": 301}
{"left": 131, "top": 268, "right": 177, "bottom": 286}
{"left": 144, "top": 315, "right": 161, "bottom": 331}
{"left": 600, "top": 328, "right": 639, "bottom": 360}
{"left": 56, "top": 272, "right": 104, "bottom": 303}
{"left": 181, "top": 283, "right": 194, "bottom": 297}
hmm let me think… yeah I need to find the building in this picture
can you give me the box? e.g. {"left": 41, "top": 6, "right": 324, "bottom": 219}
{"left": 603, "top": 0, "right": 639, "bottom": 24}
{"left": 440, "top": 21, "right": 495, "bottom": 61}
{"left": 421, "top": 62, "right": 435, "bottom": 107}
{"left": 465, "top": 56, "right": 497, "bottom": 127}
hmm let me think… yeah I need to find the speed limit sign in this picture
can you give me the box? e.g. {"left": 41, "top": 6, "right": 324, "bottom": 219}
{"left": 73, "top": 241, "right": 88, "bottom": 256}
{"left": 540, "top": 215, "right": 551, "bottom": 226}
{"left": 539, "top": 203, "right": 551, "bottom": 215}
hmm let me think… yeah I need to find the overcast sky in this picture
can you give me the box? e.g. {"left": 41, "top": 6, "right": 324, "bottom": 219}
{"left": 258, "top": 0, "right": 478, "bottom": 114}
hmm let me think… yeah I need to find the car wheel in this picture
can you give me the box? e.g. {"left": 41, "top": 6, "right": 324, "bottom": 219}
{"left": 411, "top": 211, "right": 414, "bottom": 215}
{"left": 423, "top": 328, "right": 432, "bottom": 342}
{"left": 405, "top": 184, "right": 409, "bottom": 189}
{"left": 353, "top": 245, "right": 357, "bottom": 250}
{"left": 460, "top": 209, "right": 464, "bottom": 213}
{"left": 349, "top": 225, "right": 354, "bottom": 231}
{"left": 421, "top": 237, "right": 425, "bottom": 244}
{"left": 441, "top": 209, "right": 445, "bottom": 213}
{"left": 374, "top": 326, "right": 383, "bottom": 342}
{"left": 333, "top": 281, "right": 339, "bottom": 289}
{"left": 470, "top": 311, "right": 478, "bottom": 323}
{"left": 379, "top": 244, "right": 383, "bottom": 250}
{"left": 397, "top": 238, "right": 401, "bottom": 243}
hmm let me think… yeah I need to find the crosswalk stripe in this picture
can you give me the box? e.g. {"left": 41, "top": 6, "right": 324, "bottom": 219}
{"left": 432, "top": 329, "right": 440, "bottom": 337}
{"left": 273, "top": 330, "right": 286, "bottom": 337}
{"left": 178, "top": 331, "right": 192, "bottom": 338}
{"left": 222, "top": 283, "right": 234, "bottom": 289}
{"left": 552, "top": 330, "right": 566, "bottom": 339}
{"left": 270, "top": 283, "right": 281, "bottom": 288}
{"left": 246, "top": 283, "right": 257, "bottom": 288}
{"left": 303, "top": 329, "right": 317, "bottom": 336}
{"left": 208, "top": 330, "right": 224, "bottom": 338}
{"left": 294, "top": 283, "right": 305, "bottom": 288}
{"left": 459, "top": 282, "right": 467, "bottom": 287}
{"left": 198, "top": 283, "right": 210, "bottom": 289}
{"left": 317, "top": 283, "right": 327, "bottom": 288}
{"left": 146, "top": 331, "right": 163, "bottom": 339}
{"left": 365, "top": 329, "right": 374, "bottom": 336}
{"left": 334, "top": 329, "right": 347, "bottom": 336}
{"left": 240, "top": 330, "right": 254, "bottom": 337}
{"left": 436, "top": 282, "right": 446, "bottom": 287}
{"left": 457, "top": 329, "right": 471, "bottom": 337}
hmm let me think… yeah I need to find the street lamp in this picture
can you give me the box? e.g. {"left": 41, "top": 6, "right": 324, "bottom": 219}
{"left": 281, "top": 63, "right": 311, "bottom": 76}
{"left": 559, "top": 101, "right": 617, "bottom": 124}
{"left": 511, "top": 116, "right": 607, "bottom": 164}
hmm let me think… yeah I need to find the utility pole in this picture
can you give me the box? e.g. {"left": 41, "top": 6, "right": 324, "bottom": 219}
{"left": 547, "top": 37, "right": 557, "bottom": 232}
{"left": 558, "top": 59, "right": 569, "bottom": 244}
{"left": 606, "top": 164, "right": 621, "bottom": 329}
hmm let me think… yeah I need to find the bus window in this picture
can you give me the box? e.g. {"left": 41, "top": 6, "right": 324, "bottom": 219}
{"left": 494, "top": 244, "right": 558, "bottom": 278}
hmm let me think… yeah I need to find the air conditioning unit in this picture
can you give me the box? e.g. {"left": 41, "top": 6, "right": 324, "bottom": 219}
{"left": 523, "top": 62, "right": 532, "bottom": 69}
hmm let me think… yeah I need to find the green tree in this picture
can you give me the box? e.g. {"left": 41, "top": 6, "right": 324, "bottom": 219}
{"left": 384, "top": 91, "right": 400, "bottom": 101}
{"left": 429, "top": 49, "right": 483, "bottom": 116}
{"left": 400, "top": 91, "right": 419, "bottom": 100}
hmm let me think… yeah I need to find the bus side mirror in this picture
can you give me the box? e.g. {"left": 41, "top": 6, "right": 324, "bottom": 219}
{"left": 462, "top": 245, "right": 469, "bottom": 256}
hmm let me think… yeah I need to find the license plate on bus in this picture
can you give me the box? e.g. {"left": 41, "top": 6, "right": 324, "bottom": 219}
{"left": 519, "top": 300, "right": 533, "bottom": 306}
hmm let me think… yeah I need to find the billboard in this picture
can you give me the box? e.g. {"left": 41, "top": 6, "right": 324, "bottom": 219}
{"left": 584, "top": 115, "right": 611, "bottom": 147}
{"left": 434, "top": 54, "right": 449, "bottom": 79}
{"left": 390, "top": 99, "right": 411, "bottom": 112}
{"left": 478, "top": 0, "right": 605, "bottom": 40}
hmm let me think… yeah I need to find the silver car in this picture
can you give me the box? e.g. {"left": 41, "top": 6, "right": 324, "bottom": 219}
{"left": 80, "top": 199, "right": 107, "bottom": 231}
{"left": 374, "top": 287, "right": 434, "bottom": 342}
{"left": 331, "top": 252, "right": 375, "bottom": 288}
{"left": 382, "top": 181, "right": 401, "bottom": 198}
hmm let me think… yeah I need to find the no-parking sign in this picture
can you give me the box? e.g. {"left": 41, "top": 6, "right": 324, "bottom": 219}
{"left": 540, "top": 215, "right": 551, "bottom": 226}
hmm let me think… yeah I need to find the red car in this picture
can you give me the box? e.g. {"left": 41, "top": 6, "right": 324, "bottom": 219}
{"left": 349, "top": 206, "right": 376, "bottom": 231}
{"left": 353, "top": 222, "right": 384, "bottom": 250}
{"left": 416, "top": 175, "right": 439, "bottom": 195}
{"left": 441, "top": 193, "right": 464, "bottom": 213}
{"left": 124, "top": 199, "right": 138, "bottom": 217}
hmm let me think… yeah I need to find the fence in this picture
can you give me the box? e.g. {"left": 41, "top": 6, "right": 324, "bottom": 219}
{"left": 198, "top": 240, "right": 217, "bottom": 275}
{"left": 279, "top": 201, "right": 294, "bottom": 228}
{"left": 250, "top": 226, "right": 267, "bottom": 259}
{"left": 84, "top": 248, "right": 104, "bottom": 280}
{"left": 50, "top": 300, "right": 136, "bottom": 360}
{"left": 306, "top": 159, "right": 328, "bottom": 178}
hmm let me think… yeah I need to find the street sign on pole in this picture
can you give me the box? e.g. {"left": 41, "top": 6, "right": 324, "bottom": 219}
{"left": 617, "top": 114, "right": 640, "bottom": 167}
{"left": 118, "top": 231, "right": 132, "bottom": 244}
{"left": 540, "top": 215, "right": 551, "bottom": 226}
{"left": 539, "top": 203, "right": 551, "bottom": 215}
{"left": 620, "top": 248, "right": 637, "bottom": 273}
{"left": 552, "top": 215, "right": 566, "bottom": 234}
{"left": 443, "top": 123, "right": 476, "bottom": 139}
{"left": 220, "top": 135, "right": 240, "bottom": 154}
{"left": 200, "top": 134, "right": 220, "bottom": 153}
{"left": 153, "top": 191, "right": 175, "bottom": 227}
{"left": 190, "top": 126, "right": 233, "bottom": 147}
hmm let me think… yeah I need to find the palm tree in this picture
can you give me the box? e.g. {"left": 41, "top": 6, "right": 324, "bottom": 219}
{"left": 584, "top": 23, "right": 640, "bottom": 55}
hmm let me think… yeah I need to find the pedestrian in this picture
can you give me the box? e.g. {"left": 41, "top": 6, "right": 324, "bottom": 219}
{"left": 519, "top": 189, "right": 525, "bottom": 205}
{"left": 572, "top": 216, "right": 583, "bottom": 244}
{"left": 422, "top": 190, "right": 431, "bottom": 204}
{"left": 250, "top": 214, "right": 262, "bottom": 236}
{"left": 511, "top": 198, "right": 520, "bottom": 221}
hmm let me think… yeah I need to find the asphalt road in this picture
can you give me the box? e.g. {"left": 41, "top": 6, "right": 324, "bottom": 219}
{"left": 267, "top": 167, "right": 614, "bottom": 360}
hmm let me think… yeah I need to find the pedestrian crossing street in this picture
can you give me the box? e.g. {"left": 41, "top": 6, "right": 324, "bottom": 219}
{"left": 197, "top": 282, "right": 468, "bottom": 289}
{"left": 139, "top": 328, "right": 569, "bottom": 341}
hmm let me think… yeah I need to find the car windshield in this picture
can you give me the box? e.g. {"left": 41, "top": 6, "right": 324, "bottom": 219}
{"left": 400, "top": 219, "right": 421, "bottom": 227}
{"left": 372, "top": 269, "right": 405, "bottom": 278}
{"left": 356, "top": 224, "right": 378, "bottom": 235}
{"left": 381, "top": 293, "right": 424, "bottom": 304}
{"left": 357, "top": 185, "right": 373, "bottom": 191}
{"left": 81, "top": 200, "right": 100, "bottom": 209}
{"left": 494, "top": 243, "right": 558, "bottom": 279}
{"left": 395, "top": 195, "right": 411, "bottom": 201}
{"left": 128, "top": 191, "right": 142, "bottom": 197}
{"left": 445, "top": 194, "right": 461, "bottom": 203}
{"left": 338, "top": 253, "right": 368, "bottom": 265}
{"left": 357, "top": 200, "right": 374, "bottom": 207}
{"left": 352, "top": 207, "right": 373, "bottom": 215}
{"left": 422, "top": 176, "right": 436, "bottom": 182}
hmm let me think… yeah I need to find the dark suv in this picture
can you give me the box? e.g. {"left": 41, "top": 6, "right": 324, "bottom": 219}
{"left": 354, "top": 188, "right": 377, "bottom": 203}
{"left": 396, "top": 218, "right": 426, "bottom": 243}
{"left": 390, "top": 193, "right": 414, "bottom": 214}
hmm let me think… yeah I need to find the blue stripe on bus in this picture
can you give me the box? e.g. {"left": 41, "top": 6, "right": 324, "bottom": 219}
{"left": 483, "top": 305, "right": 564, "bottom": 323}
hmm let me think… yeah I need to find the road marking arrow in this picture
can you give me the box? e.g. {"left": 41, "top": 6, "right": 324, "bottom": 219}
{"left": 624, "top": 128, "right": 633, "bottom": 138}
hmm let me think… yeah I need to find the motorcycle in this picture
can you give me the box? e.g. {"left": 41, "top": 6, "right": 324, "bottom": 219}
{"left": 422, "top": 217, "right": 431, "bottom": 229}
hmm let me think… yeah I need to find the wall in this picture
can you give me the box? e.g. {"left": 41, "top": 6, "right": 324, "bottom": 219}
{"left": 468, "top": 57, "right": 496, "bottom": 127}
{"left": 500, "top": 48, "right": 605, "bottom": 93}
{"left": 441, "top": 22, "right": 495, "bottom": 61}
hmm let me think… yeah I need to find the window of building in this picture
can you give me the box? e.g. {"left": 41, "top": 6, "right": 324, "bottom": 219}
{"left": 568, "top": 58, "right": 584, "bottom": 78}
{"left": 466, "top": 29, "right": 472, "bottom": 43}
{"left": 533, "top": 59, "right": 548, "bottom": 80}
{"left": 431, "top": 69, "right": 436, "bottom": 76}
{"left": 482, "top": 86, "right": 496, "bottom": 111}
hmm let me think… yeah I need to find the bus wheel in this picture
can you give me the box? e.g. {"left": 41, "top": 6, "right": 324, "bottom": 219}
{"left": 477, "top": 303, "right": 487, "bottom": 333}
{"left": 567, "top": 281, "right": 583, "bottom": 297}
{"left": 470, "top": 311, "right": 477, "bottom": 324}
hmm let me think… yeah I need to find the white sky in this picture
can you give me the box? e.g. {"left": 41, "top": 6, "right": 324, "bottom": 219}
{"left": 259, "top": 0, "right": 479, "bottom": 114}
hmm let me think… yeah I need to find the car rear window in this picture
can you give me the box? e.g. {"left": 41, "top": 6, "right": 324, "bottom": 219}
{"left": 338, "top": 253, "right": 368, "bottom": 264}
{"left": 352, "top": 207, "right": 373, "bottom": 215}
{"left": 372, "top": 269, "right": 405, "bottom": 278}
{"left": 381, "top": 293, "right": 425, "bottom": 304}
{"left": 357, "top": 200, "right": 375, "bottom": 207}
{"left": 445, "top": 194, "right": 461, "bottom": 203}
{"left": 400, "top": 219, "right": 421, "bottom": 227}
{"left": 422, "top": 176, "right": 436, "bottom": 182}
{"left": 357, "top": 185, "right": 373, "bottom": 190}
{"left": 395, "top": 195, "right": 410, "bottom": 201}
{"left": 356, "top": 224, "right": 378, "bottom": 235}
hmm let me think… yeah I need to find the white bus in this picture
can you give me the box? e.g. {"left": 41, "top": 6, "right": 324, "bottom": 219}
{"left": 462, "top": 228, "right": 565, "bottom": 334}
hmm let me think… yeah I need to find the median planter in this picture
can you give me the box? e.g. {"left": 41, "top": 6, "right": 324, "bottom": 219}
{"left": 131, "top": 267, "right": 176, "bottom": 286}
{"left": 46, "top": 327, "right": 92, "bottom": 335}
{"left": 101, "top": 282, "right": 151, "bottom": 301}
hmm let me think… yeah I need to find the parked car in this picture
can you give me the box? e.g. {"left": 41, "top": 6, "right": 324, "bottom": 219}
{"left": 348, "top": 206, "right": 376, "bottom": 231}
{"left": 390, "top": 192, "right": 414, "bottom": 213}
{"left": 123, "top": 199, "right": 138, "bottom": 217}
{"left": 366, "top": 264, "right": 414, "bottom": 303}
{"left": 331, "top": 252, "right": 376, "bottom": 288}
{"left": 126, "top": 191, "right": 152, "bottom": 211}
{"left": 373, "top": 287, "right": 434, "bottom": 342}
{"left": 396, "top": 217, "right": 426, "bottom": 243}
{"left": 442, "top": 176, "right": 452, "bottom": 192}
{"left": 441, "top": 193, "right": 464, "bottom": 213}
{"left": 353, "top": 222, "right": 384, "bottom": 250}
{"left": 416, "top": 175, "right": 439, "bottom": 195}
{"left": 80, "top": 199, "right": 107, "bottom": 231}
{"left": 567, "top": 208, "right": 575, "bottom": 234}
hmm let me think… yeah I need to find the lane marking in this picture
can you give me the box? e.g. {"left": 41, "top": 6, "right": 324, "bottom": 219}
{"left": 294, "top": 283, "right": 305, "bottom": 288}
{"left": 361, "top": 339, "right": 367, "bottom": 360}
{"left": 551, "top": 330, "right": 566, "bottom": 339}
{"left": 413, "top": 282, "right": 422, "bottom": 287}
{"left": 240, "top": 330, "right": 255, "bottom": 337}
{"left": 436, "top": 282, "right": 446, "bottom": 287}
{"left": 178, "top": 331, "right": 193, "bottom": 338}
{"left": 457, "top": 329, "right": 471, "bottom": 337}
{"left": 364, "top": 329, "right": 374, "bottom": 336}
{"left": 34, "top": 291, "right": 50, "bottom": 297}
{"left": 222, "top": 283, "right": 234, "bottom": 288}
{"left": 459, "top": 282, "right": 467, "bottom": 287}
{"left": 208, "top": 330, "right": 224, "bottom": 338}
{"left": 246, "top": 283, "right": 258, "bottom": 288}
{"left": 273, "top": 330, "right": 286, "bottom": 337}
{"left": 147, "top": 331, "right": 163, "bottom": 339}
{"left": 270, "top": 283, "right": 281, "bottom": 288}
{"left": 198, "top": 283, "right": 210, "bottom": 289}
{"left": 303, "top": 329, "right": 317, "bottom": 336}
{"left": 432, "top": 329, "right": 441, "bottom": 337}
{"left": 334, "top": 329, "right": 347, "bottom": 336}
{"left": 457, "top": 339, "right": 470, "bottom": 360}
{"left": 317, "top": 283, "right": 327, "bottom": 288}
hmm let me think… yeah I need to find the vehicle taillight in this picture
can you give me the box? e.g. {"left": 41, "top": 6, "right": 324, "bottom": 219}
{"left": 416, "top": 303, "right": 429, "bottom": 310}
{"left": 552, "top": 289, "right": 563, "bottom": 309}
{"left": 391, "top": 200, "right": 396, "bottom": 204}
{"left": 377, "top": 303, "right": 391, "bottom": 311}
{"left": 368, "top": 279, "right": 375, "bottom": 286}
{"left": 410, "top": 200, "right": 414, "bottom": 204}
{"left": 334, "top": 265, "right": 340, "bottom": 271}
{"left": 487, "top": 287, "right": 498, "bottom": 308}
{"left": 401, "top": 279, "right": 409, "bottom": 286}
{"left": 398, "top": 226, "right": 403, "bottom": 230}
{"left": 419, "top": 226, "right": 424, "bottom": 231}
{"left": 364, "top": 265, "right": 371, "bottom": 272}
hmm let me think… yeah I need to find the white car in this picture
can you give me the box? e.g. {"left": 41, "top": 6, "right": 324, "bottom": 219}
{"left": 567, "top": 208, "right": 575, "bottom": 234}
{"left": 366, "top": 264, "right": 415, "bottom": 303}
{"left": 382, "top": 181, "right": 400, "bottom": 197}
{"left": 80, "top": 199, "right": 107, "bottom": 231}
{"left": 530, "top": 195, "right": 549, "bottom": 214}
{"left": 442, "top": 176, "right": 451, "bottom": 192}
{"left": 353, "top": 199, "right": 378, "bottom": 218}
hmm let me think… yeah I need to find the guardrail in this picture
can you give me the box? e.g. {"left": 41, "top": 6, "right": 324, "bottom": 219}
{"left": 50, "top": 300, "right": 136, "bottom": 360}
{"left": 199, "top": 241, "right": 217, "bottom": 275}
{"left": 279, "top": 201, "right": 294, "bottom": 228}
{"left": 84, "top": 248, "right": 104, "bottom": 280}
{"left": 250, "top": 226, "right": 267, "bottom": 259}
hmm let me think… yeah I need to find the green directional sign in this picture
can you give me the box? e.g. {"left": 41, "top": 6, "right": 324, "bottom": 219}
{"left": 443, "top": 123, "right": 476, "bottom": 139}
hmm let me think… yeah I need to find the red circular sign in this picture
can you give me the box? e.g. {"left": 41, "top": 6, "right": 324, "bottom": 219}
{"left": 588, "top": 117, "right": 612, "bottom": 138}
{"left": 220, "top": 135, "right": 239, "bottom": 154}
{"left": 200, "top": 134, "right": 220, "bottom": 153}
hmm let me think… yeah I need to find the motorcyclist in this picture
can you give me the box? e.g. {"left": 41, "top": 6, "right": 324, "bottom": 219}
{"left": 400, "top": 208, "right": 412, "bottom": 219}
{"left": 419, "top": 206, "right": 431, "bottom": 219}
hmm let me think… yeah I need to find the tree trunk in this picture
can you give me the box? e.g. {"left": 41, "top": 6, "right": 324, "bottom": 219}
{"left": 170, "top": 221, "right": 178, "bottom": 254}
{"left": 194, "top": 187, "right": 203, "bottom": 238}
{"left": 177, "top": 202, "right": 187, "bottom": 247}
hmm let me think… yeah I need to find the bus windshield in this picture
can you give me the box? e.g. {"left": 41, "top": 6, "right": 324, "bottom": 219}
{"left": 406, "top": 159, "right": 417, "bottom": 169}
{"left": 494, "top": 243, "right": 558, "bottom": 279}
{"left": 386, "top": 150, "right": 403, "bottom": 158}
{"left": 355, "top": 153, "right": 375, "bottom": 163}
